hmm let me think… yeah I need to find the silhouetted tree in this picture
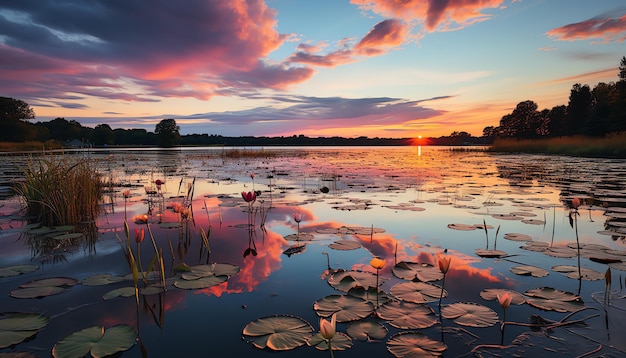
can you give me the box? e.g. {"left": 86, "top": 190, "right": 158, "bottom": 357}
{"left": 0, "top": 97, "right": 37, "bottom": 141}
{"left": 566, "top": 84, "right": 592, "bottom": 135}
{"left": 93, "top": 123, "right": 115, "bottom": 145}
{"left": 155, "top": 118, "right": 181, "bottom": 147}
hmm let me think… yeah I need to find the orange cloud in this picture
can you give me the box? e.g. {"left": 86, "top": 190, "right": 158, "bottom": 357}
{"left": 355, "top": 19, "right": 408, "bottom": 55}
{"left": 351, "top": 0, "right": 503, "bottom": 31}
{"left": 546, "top": 15, "right": 626, "bottom": 43}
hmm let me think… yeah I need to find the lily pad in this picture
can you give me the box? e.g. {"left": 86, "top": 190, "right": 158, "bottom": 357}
{"left": 346, "top": 286, "right": 391, "bottom": 306}
{"left": 475, "top": 249, "right": 507, "bottom": 258}
{"left": 19, "top": 277, "right": 78, "bottom": 288}
{"left": 386, "top": 331, "right": 447, "bottom": 357}
{"left": 328, "top": 240, "right": 361, "bottom": 250}
{"left": 313, "top": 294, "right": 374, "bottom": 322}
{"left": 0, "top": 265, "right": 38, "bottom": 278}
{"left": 308, "top": 331, "right": 352, "bottom": 351}
{"left": 479, "top": 288, "right": 525, "bottom": 305}
{"left": 390, "top": 281, "right": 446, "bottom": 303}
{"left": 441, "top": 302, "right": 499, "bottom": 327}
{"left": 10, "top": 286, "right": 66, "bottom": 299}
{"left": 0, "top": 313, "right": 49, "bottom": 349}
{"left": 376, "top": 301, "right": 437, "bottom": 329}
{"left": 174, "top": 275, "right": 228, "bottom": 290}
{"left": 551, "top": 265, "right": 604, "bottom": 281}
{"left": 82, "top": 274, "right": 127, "bottom": 286}
{"left": 328, "top": 270, "right": 379, "bottom": 292}
{"left": 509, "top": 265, "right": 549, "bottom": 278}
{"left": 180, "top": 263, "right": 240, "bottom": 280}
{"left": 392, "top": 262, "right": 443, "bottom": 282}
{"left": 524, "top": 287, "right": 584, "bottom": 312}
{"left": 103, "top": 287, "right": 137, "bottom": 300}
{"left": 242, "top": 315, "right": 313, "bottom": 351}
{"left": 503, "top": 233, "right": 532, "bottom": 242}
{"left": 51, "top": 324, "right": 137, "bottom": 358}
{"left": 346, "top": 320, "right": 388, "bottom": 341}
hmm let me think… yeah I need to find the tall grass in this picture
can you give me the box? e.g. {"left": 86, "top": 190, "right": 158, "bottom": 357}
{"left": 15, "top": 154, "right": 104, "bottom": 226}
{"left": 489, "top": 132, "right": 626, "bottom": 158}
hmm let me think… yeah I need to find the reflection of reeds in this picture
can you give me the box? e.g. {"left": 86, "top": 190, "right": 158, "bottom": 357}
{"left": 490, "top": 133, "right": 626, "bottom": 157}
{"left": 16, "top": 154, "right": 104, "bottom": 226}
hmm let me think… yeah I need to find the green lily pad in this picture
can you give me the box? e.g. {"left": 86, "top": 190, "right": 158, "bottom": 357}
{"left": 392, "top": 262, "right": 443, "bottom": 282}
{"left": 0, "top": 265, "right": 39, "bottom": 278}
{"left": 103, "top": 287, "right": 137, "bottom": 300}
{"left": 390, "top": 281, "right": 446, "bottom": 303}
{"left": 346, "top": 287, "right": 391, "bottom": 306}
{"left": 51, "top": 232, "right": 83, "bottom": 240}
{"left": 174, "top": 275, "right": 227, "bottom": 290}
{"left": 475, "top": 249, "right": 507, "bottom": 258}
{"left": 10, "top": 286, "right": 66, "bottom": 299}
{"left": 0, "top": 313, "right": 49, "bottom": 349}
{"left": 313, "top": 294, "right": 375, "bottom": 322}
{"left": 51, "top": 324, "right": 136, "bottom": 358}
{"left": 308, "top": 331, "right": 352, "bottom": 351}
{"left": 441, "top": 302, "right": 499, "bottom": 327}
{"left": 328, "top": 270, "right": 380, "bottom": 292}
{"left": 551, "top": 265, "right": 605, "bottom": 281}
{"left": 524, "top": 287, "right": 584, "bottom": 312}
{"left": 479, "top": 288, "right": 526, "bottom": 305}
{"left": 509, "top": 265, "right": 549, "bottom": 278}
{"left": 19, "top": 277, "right": 78, "bottom": 288}
{"left": 346, "top": 320, "right": 388, "bottom": 341}
{"left": 376, "top": 301, "right": 437, "bottom": 329}
{"left": 180, "top": 263, "right": 240, "bottom": 280}
{"left": 328, "top": 240, "right": 361, "bottom": 250}
{"left": 503, "top": 233, "right": 532, "bottom": 242}
{"left": 386, "top": 331, "right": 447, "bottom": 357}
{"left": 82, "top": 274, "right": 127, "bottom": 286}
{"left": 242, "top": 315, "right": 313, "bottom": 351}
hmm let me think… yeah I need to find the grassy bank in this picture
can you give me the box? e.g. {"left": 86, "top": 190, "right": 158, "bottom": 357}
{"left": 489, "top": 132, "right": 626, "bottom": 158}
{"left": 0, "top": 140, "right": 62, "bottom": 152}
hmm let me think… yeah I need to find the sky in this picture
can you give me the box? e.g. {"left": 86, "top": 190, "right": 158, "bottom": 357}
{"left": 1, "top": 0, "right": 625, "bottom": 138}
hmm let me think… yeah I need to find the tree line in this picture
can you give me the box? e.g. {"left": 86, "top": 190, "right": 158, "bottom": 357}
{"left": 2, "top": 57, "right": 624, "bottom": 147}
{"left": 483, "top": 56, "right": 626, "bottom": 140}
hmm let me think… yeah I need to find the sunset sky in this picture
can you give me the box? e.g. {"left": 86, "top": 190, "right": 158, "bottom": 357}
{"left": 2, "top": 1, "right": 625, "bottom": 138}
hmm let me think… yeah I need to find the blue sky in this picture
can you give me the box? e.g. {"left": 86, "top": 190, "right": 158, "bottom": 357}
{"left": 1, "top": 0, "right": 624, "bottom": 138}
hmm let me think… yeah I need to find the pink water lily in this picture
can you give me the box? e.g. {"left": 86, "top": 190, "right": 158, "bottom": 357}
{"left": 320, "top": 313, "right": 336, "bottom": 340}
{"left": 497, "top": 291, "right": 512, "bottom": 310}
{"left": 241, "top": 191, "right": 256, "bottom": 203}
{"left": 438, "top": 255, "right": 451, "bottom": 274}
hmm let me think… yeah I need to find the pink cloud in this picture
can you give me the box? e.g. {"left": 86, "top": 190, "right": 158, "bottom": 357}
{"left": 546, "top": 15, "right": 626, "bottom": 43}
{"left": 351, "top": 0, "right": 503, "bottom": 31}
{"left": 355, "top": 19, "right": 408, "bottom": 55}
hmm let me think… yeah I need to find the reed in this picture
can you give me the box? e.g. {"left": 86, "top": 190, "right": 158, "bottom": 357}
{"left": 15, "top": 153, "right": 104, "bottom": 226}
{"left": 490, "top": 132, "right": 626, "bottom": 158}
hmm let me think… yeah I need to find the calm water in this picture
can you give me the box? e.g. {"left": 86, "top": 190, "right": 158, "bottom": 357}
{"left": 1, "top": 146, "right": 625, "bottom": 357}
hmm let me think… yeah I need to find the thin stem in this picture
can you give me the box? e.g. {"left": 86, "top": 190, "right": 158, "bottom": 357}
{"left": 327, "top": 339, "right": 334, "bottom": 358}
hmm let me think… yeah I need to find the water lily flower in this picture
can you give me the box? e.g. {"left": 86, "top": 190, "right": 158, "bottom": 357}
{"left": 250, "top": 172, "right": 255, "bottom": 180}
{"left": 122, "top": 189, "right": 130, "bottom": 198}
{"left": 571, "top": 197, "right": 581, "bottom": 209}
{"left": 438, "top": 255, "right": 451, "bottom": 274}
{"left": 370, "top": 257, "right": 386, "bottom": 270}
{"left": 497, "top": 291, "right": 512, "bottom": 310}
{"left": 135, "top": 228, "right": 145, "bottom": 244}
{"left": 293, "top": 212, "right": 302, "bottom": 223}
{"left": 320, "top": 313, "right": 336, "bottom": 340}
{"left": 241, "top": 191, "right": 256, "bottom": 203}
{"left": 132, "top": 214, "right": 149, "bottom": 224}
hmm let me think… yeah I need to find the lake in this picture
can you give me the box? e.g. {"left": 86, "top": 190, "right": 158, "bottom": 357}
{"left": 1, "top": 146, "right": 625, "bottom": 357}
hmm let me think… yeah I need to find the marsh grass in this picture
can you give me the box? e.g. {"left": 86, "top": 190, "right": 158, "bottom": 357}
{"left": 220, "top": 148, "right": 279, "bottom": 159}
{"left": 0, "top": 140, "right": 62, "bottom": 152}
{"left": 489, "top": 132, "right": 626, "bottom": 158}
{"left": 15, "top": 153, "right": 104, "bottom": 226}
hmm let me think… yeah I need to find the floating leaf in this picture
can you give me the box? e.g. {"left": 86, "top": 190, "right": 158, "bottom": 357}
{"left": 441, "top": 302, "right": 498, "bottom": 327}
{"left": 503, "top": 233, "right": 532, "bottom": 242}
{"left": 180, "top": 263, "right": 240, "bottom": 280}
{"left": 0, "top": 265, "right": 38, "bottom": 278}
{"left": 313, "top": 294, "right": 374, "bottom": 322}
{"left": 447, "top": 223, "right": 478, "bottom": 231}
{"left": 82, "top": 274, "right": 126, "bottom": 286}
{"left": 308, "top": 331, "right": 352, "bottom": 351}
{"left": 328, "top": 240, "right": 361, "bottom": 251}
{"left": 346, "top": 320, "right": 388, "bottom": 341}
{"left": 376, "top": 301, "right": 437, "bottom": 329}
{"left": 19, "top": 277, "right": 78, "bottom": 288}
{"left": 10, "top": 286, "right": 65, "bottom": 299}
{"left": 0, "top": 313, "right": 49, "bottom": 349}
{"left": 392, "top": 262, "right": 443, "bottom": 282}
{"left": 328, "top": 270, "right": 379, "bottom": 292}
{"left": 51, "top": 324, "right": 136, "bottom": 358}
{"left": 390, "top": 281, "right": 445, "bottom": 303}
{"left": 346, "top": 287, "right": 391, "bottom": 306}
{"left": 103, "top": 287, "right": 136, "bottom": 300}
{"left": 524, "top": 287, "right": 584, "bottom": 312}
{"left": 386, "top": 331, "right": 446, "bottom": 357}
{"left": 242, "top": 315, "right": 313, "bottom": 351}
{"left": 174, "top": 275, "right": 227, "bottom": 290}
{"left": 551, "top": 265, "right": 604, "bottom": 281}
{"left": 479, "top": 288, "right": 525, "bottom": 305}
{"left": 475, "top": 249, "right": 507, "bottom": 258}
{"left": 51, "top": 232, "right": 83, "bottom": 240}
{"left": 509, "top": 265, "right": 549, "bottom": 278}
